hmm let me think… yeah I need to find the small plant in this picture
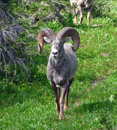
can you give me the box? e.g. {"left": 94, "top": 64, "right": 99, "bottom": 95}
{"left": 61, "top": 13, "right": 74, "bottom": 27}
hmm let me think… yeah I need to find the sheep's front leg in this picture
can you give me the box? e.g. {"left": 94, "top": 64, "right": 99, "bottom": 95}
{"left": 87, "top": 11, "right": 91, "bottom": 26}
{"left": 51, "top": 81, "right": 60, "bottom": 115}
{"left": 64, "top": 78, "right": 73, "bottom": 111}
{"left": 56, "top": 87, "right": 60, "bottom": 114}
{"left": 73, "top": 9, "right": 78, "bottom": 24}
{"left": 59, "top": 83, "right": 69, "bottom": 120}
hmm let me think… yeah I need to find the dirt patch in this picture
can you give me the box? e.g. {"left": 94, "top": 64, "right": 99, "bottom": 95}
{"left": 92, "top": 78, "right": 105, "bottom": 86}
{"left": 101, "top": 53, "right": 109, "bottom": 57}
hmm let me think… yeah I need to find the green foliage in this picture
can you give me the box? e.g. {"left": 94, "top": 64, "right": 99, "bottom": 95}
{"left": 40, "top": 21, "right": 63, "bottom": 32}
{"left": 61, "top": 13, "right": 74, "bottom": 27}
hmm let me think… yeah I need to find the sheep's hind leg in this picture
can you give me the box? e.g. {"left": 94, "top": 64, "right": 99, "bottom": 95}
{"left": 59, "top": 83, "right": 69, "bottom": 120}
{"left": 64, "top": 78, "right": 73, "bottom": 111}
{"left": 87, "top": 5, "right": 93, "bottom": 26}
{"left": 51, "top": 81, "right": 60, "bottom": 115}
{"left": 78, "top": 6, "right": 83, "bottom": 24}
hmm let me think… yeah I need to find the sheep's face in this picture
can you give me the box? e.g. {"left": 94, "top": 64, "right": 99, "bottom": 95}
{"left": 70, "top": 0, "right": 77, "bottom": 6}
{"left": 44, "top": 37, "right": 71, "bottom": 59}
{"left": 51, "top": 38, "right": 64, "bottom": 59}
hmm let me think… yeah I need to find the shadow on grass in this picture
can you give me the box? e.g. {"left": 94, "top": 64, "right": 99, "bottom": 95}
{"left": 74, "top": 100, "right": 116, "bottom": 114}
{"left": 71, "top": 100, "right": 116, "bottom": 129}
{"left": 0, "top": 76, "right": 52, "bottom": 108}
{"left": 0, "top": 51, "right": 53, "bottom": 108}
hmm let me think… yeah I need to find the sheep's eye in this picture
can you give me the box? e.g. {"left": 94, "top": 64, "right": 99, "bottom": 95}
{"left": 60, "top": 41, "right": 64, "bottom": 45}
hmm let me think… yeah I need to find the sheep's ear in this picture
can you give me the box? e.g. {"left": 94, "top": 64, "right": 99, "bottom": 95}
{"left": 62, "top": 37, "right": 71, "bottom": 43}
{"left": 44, "top": 37, "right": 51, "bottom": 44}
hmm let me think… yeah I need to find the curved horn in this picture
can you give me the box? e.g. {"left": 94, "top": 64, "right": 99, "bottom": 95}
{"left": 37, "top": 28, "right": 56, "bottom": 53}
{"left": 57, "top": 27, "right": 80, "bottom": 51}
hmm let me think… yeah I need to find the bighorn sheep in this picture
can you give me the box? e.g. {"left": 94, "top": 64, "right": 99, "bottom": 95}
{"left": 70, "top": 0, "right": 94, "bottom": 25}
{"left": 38, "top": 27, "right": 80, "bottom": 119}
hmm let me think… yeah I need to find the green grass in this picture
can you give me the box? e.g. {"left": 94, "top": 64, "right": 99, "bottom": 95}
{"left": 0, "top": 0, "right": 117, "bottom": 129}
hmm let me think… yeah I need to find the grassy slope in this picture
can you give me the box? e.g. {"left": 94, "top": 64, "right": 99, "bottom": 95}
{"left": 0, "top": 0, "right": 117, "bottom": 129}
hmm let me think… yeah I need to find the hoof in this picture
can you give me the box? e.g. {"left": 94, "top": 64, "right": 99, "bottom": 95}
{"left": 73, "top": 21, "right": 78, "bottom": 24}
{"left": 64, "top": 106, "right": 68, "bottom": 111}
{"left": 78, "top": 22, "right": 81, "bottom": 25}
{"left": 59, "top": 115, "right": 65, "bottom": 120}
{"left": 73, "top": 19, "right": 78, "bottom": 24}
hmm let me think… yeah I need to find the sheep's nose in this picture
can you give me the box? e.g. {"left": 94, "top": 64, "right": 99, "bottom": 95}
{"left": 52, "top": 52, "right": 58, "bottom": 55}
{"left": 52, "top": 51, "right": 58, "bottom": 58}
